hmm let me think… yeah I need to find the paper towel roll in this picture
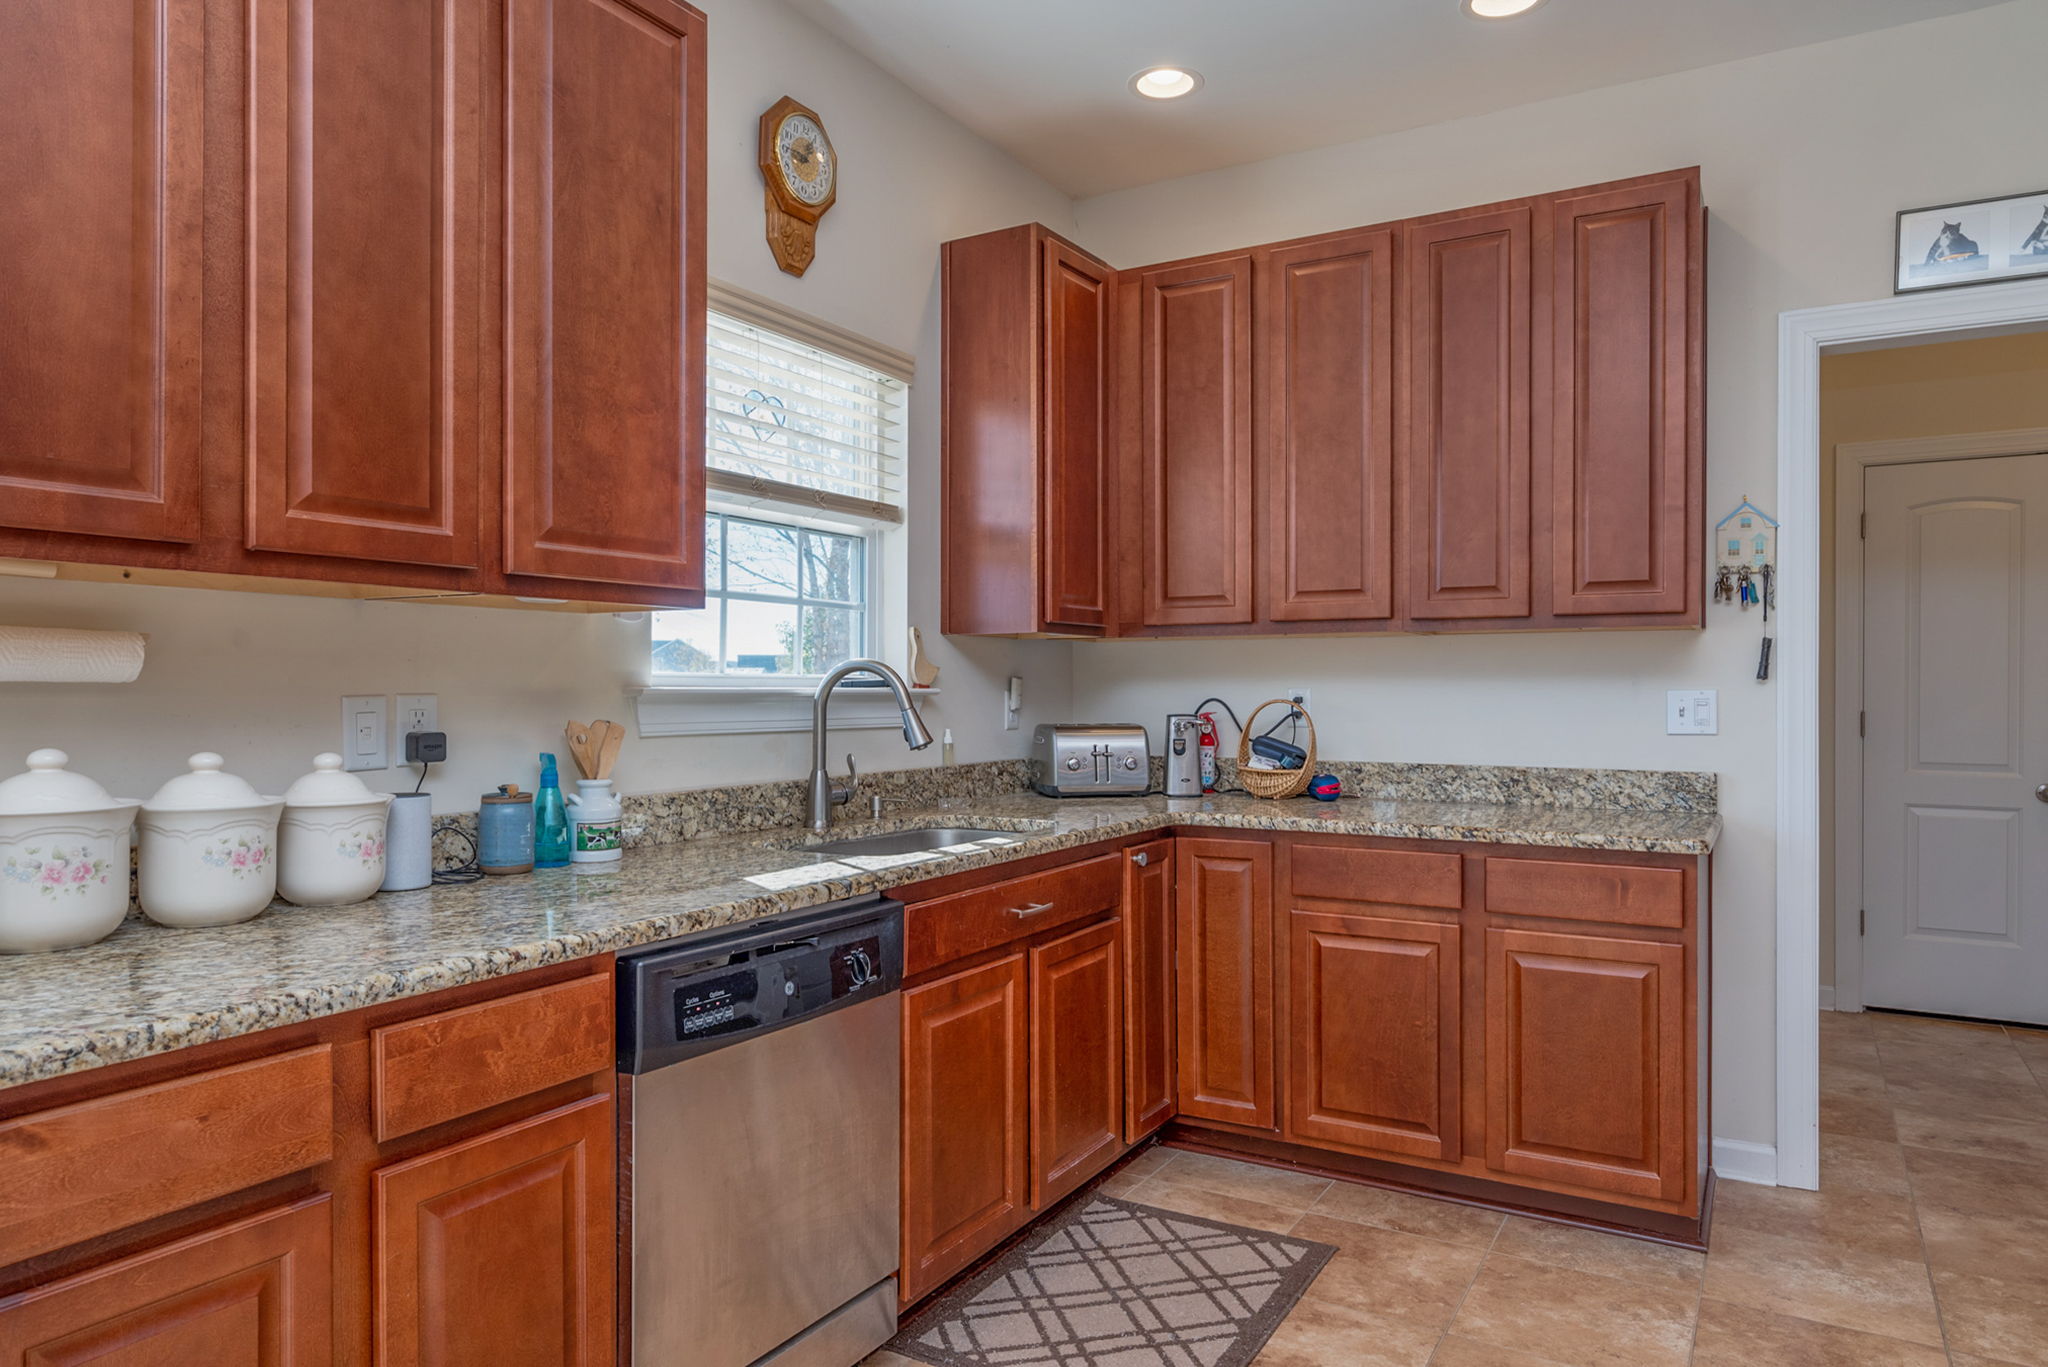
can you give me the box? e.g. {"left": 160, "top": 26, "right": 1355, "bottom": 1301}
{"left": 0, "top": 626, "right": 148, "bottom": 683}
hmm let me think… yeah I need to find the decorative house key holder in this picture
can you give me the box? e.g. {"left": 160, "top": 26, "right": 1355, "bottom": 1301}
{"left": 1715, "top": 498, "right": 1778, "bottom": 680}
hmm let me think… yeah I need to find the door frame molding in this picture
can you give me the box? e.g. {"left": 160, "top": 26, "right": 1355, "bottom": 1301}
{"left": 1776, "top": 277, "right": 2048, "bottom": 1190}
{"left": 1832, "top": 428, "right": 2048, "bottom": 1015}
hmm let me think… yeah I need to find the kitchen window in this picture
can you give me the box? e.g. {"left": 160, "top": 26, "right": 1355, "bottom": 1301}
{"left": 653, "top": 511, "right": 870, "bottom": 678}
{"left": 648, "top": 286, "right": 912, "bottom": 705}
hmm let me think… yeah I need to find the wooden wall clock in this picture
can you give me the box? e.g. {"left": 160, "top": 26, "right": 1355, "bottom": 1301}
{"left": 758, "top": 96, "right": 836, "bottom": 276}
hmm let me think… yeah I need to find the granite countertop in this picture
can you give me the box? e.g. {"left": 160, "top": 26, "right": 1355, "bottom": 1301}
{"left": 0, "top": 790, "right": 1720, "bottom": 1090}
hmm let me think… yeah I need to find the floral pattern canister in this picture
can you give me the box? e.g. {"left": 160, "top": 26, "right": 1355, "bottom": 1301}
{"left": 0, "top": 750, "right": 140, "bottom": 953}
{"left": 277, "top": 754, "right": 392, "bottom": 907}
{"left": 138, "top": 754, "right": 285, "bottom": 929}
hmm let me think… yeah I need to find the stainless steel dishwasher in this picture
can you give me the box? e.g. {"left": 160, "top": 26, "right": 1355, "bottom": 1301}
{"left": 618, "top": 896, "right": 903, "bottom": 1367}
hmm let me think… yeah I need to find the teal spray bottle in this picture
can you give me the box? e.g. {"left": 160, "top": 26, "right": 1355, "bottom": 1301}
{"left": 534, "top": 753, "right": 572, "bottom": 868}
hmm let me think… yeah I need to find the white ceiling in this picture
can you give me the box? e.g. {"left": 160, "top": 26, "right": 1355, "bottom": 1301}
{"left": 783, "top": 0, "right": 2013, "bottom": 198}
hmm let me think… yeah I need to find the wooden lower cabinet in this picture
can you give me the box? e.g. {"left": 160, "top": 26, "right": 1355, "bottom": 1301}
{"left": 1484, "top": 927, "right": 1688, "bottom": 1202}
{"left": 900, "top": 953, "right": 1031, "bottom": 1306}
{"left": 0, "top": 960, "right": 620, "bottom": 1367}
{"left": 1286, "top": 911, "right": 1461, "bottom": 1163}
{"left": 1031, "top": 920, "right": 1124, "bottom": 1208}
{"left": 0, "top": 1196, "right": 332, "bottom": 1366}
{"left": 374, "top": 1094, "right": 615, "bottom": 1367}
{"left": 1121, "top": 841, "right": 1176, "bottom": 1142}
{"left": 1174, "top": 839, "right": 1275, "bottom": 1130}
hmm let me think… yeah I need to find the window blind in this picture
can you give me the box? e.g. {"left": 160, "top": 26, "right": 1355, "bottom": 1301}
{"left": 705, "top": 304, "right": 908, "bottom": 524}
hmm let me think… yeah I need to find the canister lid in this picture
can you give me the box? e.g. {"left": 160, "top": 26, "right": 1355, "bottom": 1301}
{"left": 144, "top": 753, "right": 280, "bottom": 813}
{"left": 0, "top": 749, "right": 138, "bottom": 816}
{"left": 282, "top": 753, "right": 390, "bottom": 809}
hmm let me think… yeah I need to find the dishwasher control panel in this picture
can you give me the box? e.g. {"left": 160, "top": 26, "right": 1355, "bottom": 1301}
{"left": 619, "top": 897, "right": 904, "bottom": 1074}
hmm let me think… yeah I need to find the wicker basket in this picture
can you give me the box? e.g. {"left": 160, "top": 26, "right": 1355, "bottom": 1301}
{"left": 1236, "top": 699, "right": 1317, "bottom": 799}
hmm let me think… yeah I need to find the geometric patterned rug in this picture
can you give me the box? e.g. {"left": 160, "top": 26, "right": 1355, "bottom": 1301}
{"left": 888, "top": 1193, "right": 1335, "bottom": 1367}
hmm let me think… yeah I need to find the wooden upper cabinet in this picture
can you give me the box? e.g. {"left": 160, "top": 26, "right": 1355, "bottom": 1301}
{"left": 0, "top": 0, "right": 203, "bottom": 544}
{"left": 1041, "top": 239, "right": 1115, "bottom": 631}
{"left": 1256, "top": 227, "right": 1397, "bottom": 624}
{"left": 1122, "top": 840, "right": 1177, "bottom": 1143}
{"left": 1402, "top": 204, "right": 1534, "bottom": 621}
{"left": 940, "top": 225, "right": 1113, "bottom": 637}
{"left": 243, "top": 0, "right": 482, "bottom": 569}
{"left": 503, "top": 0, "right": 706, "bottom": 593}
{"left": 900, "top": 953, "right": 1030, "bottom": 1306}
{"left": 1135, "top": 256, "right": 1256, "bottom": 627}
{"left": 1030, "top": 919, "right": 1124, "bottom": 1208}
{"left": 1287, "top": 911, "right": 1461, "bottom": 1163}
{"left": 0, "top": 1197, "right": 332, "bottom": 1366}
{"left": 1485, "top": 926, "right": 1688, "bottom": 1202}
{"left": 1174, "top": 838, "right": 1275, "bottom": 1130}
{"left": 374, "top": 1095, "right": 615, "bottom": 1367}
{"left": 1548, "top": 172, "right": 1701, "bottom": 620}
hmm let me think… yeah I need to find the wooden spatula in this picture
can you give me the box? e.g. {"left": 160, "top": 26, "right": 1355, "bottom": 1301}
{"left": 564, "top": 721, "right": 599, "bottom": 779}
{"left": 593, "top": 720, "right": 624, "bottom": 781}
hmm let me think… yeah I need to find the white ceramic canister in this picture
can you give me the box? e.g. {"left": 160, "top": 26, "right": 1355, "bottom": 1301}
{"left": 565, "top": 779, "right": 622, "bottom": 863}
{"left": 138, "top": 754, "right": 284, "bottom": 928}
{"left": 0, "top": 750, "right": 140, "bottom": 953}
{"left": 278, "top": 753, "right": 394, "bottom": 906}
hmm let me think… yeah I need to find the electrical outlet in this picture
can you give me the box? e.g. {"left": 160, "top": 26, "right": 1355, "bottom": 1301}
{"left": 396, "top": 694, "right": 438, "bottom": 738}
{"left": 341, "top": 695, "right": 388, "bottom": 772}
{"left": 1282, "top": 686, "right": 1312, "bottom": 716}
{"left": 1003, "top": 676, "right": 1023, "bottom": 731}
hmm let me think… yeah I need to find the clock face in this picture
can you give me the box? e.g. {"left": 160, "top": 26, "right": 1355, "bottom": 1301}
{"left": 775, "top": 113, "right": 834, "bottom": 207}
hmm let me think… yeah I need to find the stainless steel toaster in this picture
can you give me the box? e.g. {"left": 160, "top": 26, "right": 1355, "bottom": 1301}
{"left": 1031, "top": 724, "right": 1151, "bottom": 797}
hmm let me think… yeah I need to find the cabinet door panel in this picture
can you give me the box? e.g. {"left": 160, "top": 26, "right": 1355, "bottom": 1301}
{"left": 1485, "top": 927, "right": 1687, "bottom": 1201}
{"left": 1174, "top": 839, "right": 1275, "bottom": 1129}
{"left": 1549, "top": 176, "right": 1697, "bottom": 617}
{"left": 504, "top": 0, "right": 705, "bottom": 590}
{"left": 1042, "top": 239, "right": 1113, "bottom": 630}
{"left": 1138, "top": 257, "right": 1255, "bottom": 626}
{"left": 0, "top": 1197, "right": 331, "bottom": 1366}
{"left": 374, "top": 1095, "right": 614, "bottom": 1367}
{"left": 0, "top": 0, "right": 203, "bottom": 543}
{"left": 1031, "top": 919, "right": 1123, "bottom": 1208}
{"left": 244, "top": 0, "right": 481, "bottom": 567}
{"left": 1258, "top": 228, "right": 1396, "bottom": 622}
{"left": 1402, "top": 206, "right": 1532, "bottom": 620}
{"left": 1287, "top": 912, "right": 1460, "bottom": 1162}
{"left": 900, "top": 954, "right": 1029, "bottom": 1305}
{"left": 1122, "top": 841, "right": 1176, "bottom": 1143}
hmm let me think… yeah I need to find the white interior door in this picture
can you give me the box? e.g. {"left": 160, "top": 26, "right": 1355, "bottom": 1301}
{"left": 1862, "top": 452, "right": 2048, "bottom": 1024}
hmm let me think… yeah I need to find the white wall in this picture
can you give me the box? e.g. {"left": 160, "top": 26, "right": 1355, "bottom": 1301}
{"left": 1066, "top": 0, "right": 2048, "bottom": 1152}
{"left": 0, "top": 0, "right": 1078, "bottom": 808}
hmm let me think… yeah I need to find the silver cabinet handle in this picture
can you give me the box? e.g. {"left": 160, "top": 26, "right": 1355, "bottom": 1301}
{"left": 1008, "top": 901, "right": 1056, "bottom": 918}
{"left": 2037, "top": 784, "right": 2048, "bottom": 804}
{"left": 1133, "top": 851, "right": 1149, "bottom": 867}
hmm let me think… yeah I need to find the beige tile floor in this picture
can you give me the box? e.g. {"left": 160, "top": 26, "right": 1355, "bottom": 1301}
{"left": 867, "top": 1011, "right": 2048, "bottom": 1366}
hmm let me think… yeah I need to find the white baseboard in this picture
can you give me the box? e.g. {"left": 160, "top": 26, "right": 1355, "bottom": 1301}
{"left": 1713, "top": 1138, "right": 1779, "bottom": 1187}
{"left": 1819, "top": 986, "right": 1836, "bottom": 1011}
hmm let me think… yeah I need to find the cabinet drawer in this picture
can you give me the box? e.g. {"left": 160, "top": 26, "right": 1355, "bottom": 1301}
{"left": 1289, "top": 843, "right": 1462, "bottom": 910}
{"left": 906, "top": 854, "right": 1122, "bottom": 975}
{"left": 371, "top": 971, "right": 613, "bottom": 1142}
{"left": 1485, "top": 857, "right": 1685, "bottom": 930}
{"left": 0, "top": 1045, "right": 334, "bottom": 1267}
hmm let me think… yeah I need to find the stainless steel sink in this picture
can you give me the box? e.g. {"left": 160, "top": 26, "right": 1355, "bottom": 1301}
{"left": 802, "top": 826, "right": 1034, "bottom": 858}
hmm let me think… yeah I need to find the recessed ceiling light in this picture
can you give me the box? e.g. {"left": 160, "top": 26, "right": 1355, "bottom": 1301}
{"left": 1130, "top": 67, "right": 1203, "bottom": 100}
{"left": 1463, "top": 0, "right": 1548, "bottom": 17}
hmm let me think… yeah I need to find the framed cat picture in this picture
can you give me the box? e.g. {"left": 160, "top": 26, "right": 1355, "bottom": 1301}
{"left": 1896, "top": 188, "right": 2048, "bottom": 293}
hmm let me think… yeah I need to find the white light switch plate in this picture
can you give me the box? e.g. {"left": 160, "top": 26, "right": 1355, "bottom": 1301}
{"left": 1666, "top": 689, "right": 1718, "bottom": 735}
{"left": 341, "top": 695, "right": 388, "bottom": 771}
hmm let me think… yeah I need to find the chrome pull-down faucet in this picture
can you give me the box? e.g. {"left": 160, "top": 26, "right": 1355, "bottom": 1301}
{"left": 808, "top": 659, "right": 934, "bottom": 833}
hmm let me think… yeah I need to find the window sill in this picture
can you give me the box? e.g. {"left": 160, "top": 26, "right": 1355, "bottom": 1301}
{"left": 631, "top": 683, "right": 941, "bottom": 737}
